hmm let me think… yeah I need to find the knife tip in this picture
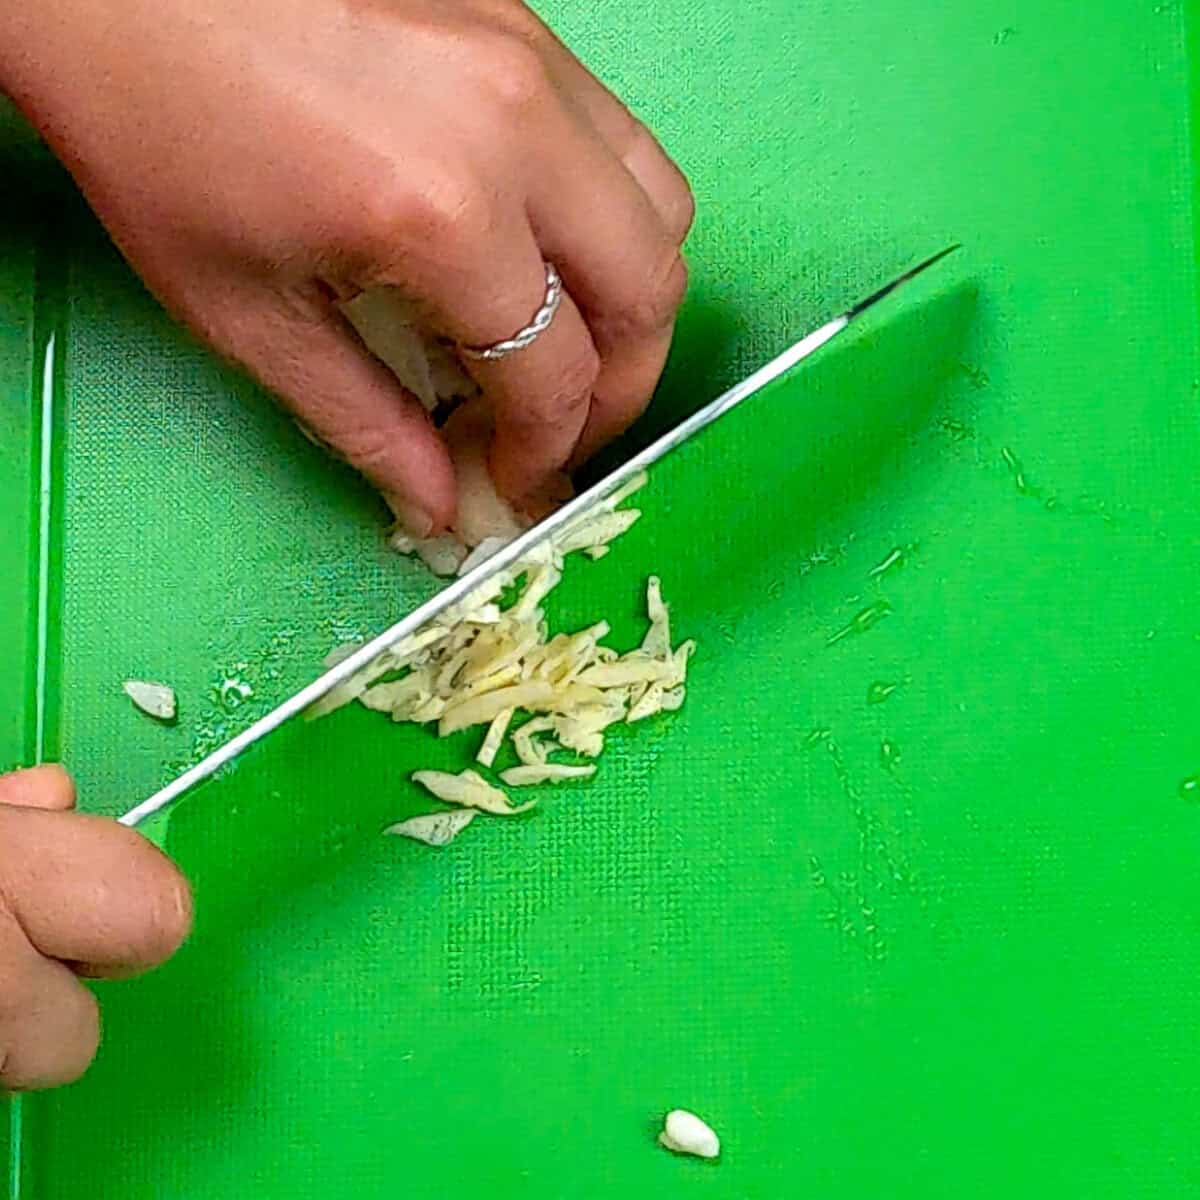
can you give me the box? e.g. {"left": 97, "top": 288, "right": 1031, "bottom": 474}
{"left": 846, "top": 243, "right": 963, "bottom": 321}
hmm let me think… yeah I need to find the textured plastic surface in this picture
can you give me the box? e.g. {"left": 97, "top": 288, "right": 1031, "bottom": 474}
{"left": 3, "top": 1, "right": 1200, "bottom": 1196}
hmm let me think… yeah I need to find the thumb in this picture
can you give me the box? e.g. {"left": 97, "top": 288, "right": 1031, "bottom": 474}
{"left": 0, "top": 765, "right": 76, "bottom": 812}
{"left": 209, "top": 289, "right": 457, "bottom": 535}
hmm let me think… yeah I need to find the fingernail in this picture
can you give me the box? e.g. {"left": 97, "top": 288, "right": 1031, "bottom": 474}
{"left": 384, "top": 492, "right": 434, "bottom": 539}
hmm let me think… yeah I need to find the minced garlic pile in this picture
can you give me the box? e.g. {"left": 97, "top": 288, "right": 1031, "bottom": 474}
{"left": 312, "top": 472, "right": 694, "bottom": 845}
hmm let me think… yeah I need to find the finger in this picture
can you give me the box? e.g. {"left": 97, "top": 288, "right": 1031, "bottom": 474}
{"left": 526, "top": 129, "right": 688, "bottom": 465}
{"left": 372, "top": 198, "right": 600, "bottom": 504}
{"left": 0, "top": 911, "right": 99, "bottom": 1091}
{"left": 605, "top": 122, "right": 695, "bottom": 244}
{"left": 0, "top": 807, "right": 192, "bottom": 977}
{"left": 571, "top": 322, "right": 677, "bottom": 466}
{"left": 0, "top": 765, "right": 76, "bottom": 812}
{"left": 559, "top": 72, "right": 694, "bottom": 242}
{"left": 518, "top": 12, "right": 695, "bottom": 241}
{"left": 471, "top": 284, "right": 598, "bottom": 503}
{"left": 189, "top": 283, "right": 456, "bottom": 535}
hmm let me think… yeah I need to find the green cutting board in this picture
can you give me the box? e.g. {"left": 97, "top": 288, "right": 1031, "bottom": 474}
{"left": 4, "top": 1, "right": 1200, "bottom": 1196}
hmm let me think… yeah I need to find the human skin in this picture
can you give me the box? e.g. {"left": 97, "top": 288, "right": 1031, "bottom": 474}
{"left": 0, "top": 0, "right": 693, "bottom": 1090}
{"left": 0, "top": 767, "right": 192, "bottom": 1090}
{"left": 0, "top": 0, "right": 695, "bottom": 534}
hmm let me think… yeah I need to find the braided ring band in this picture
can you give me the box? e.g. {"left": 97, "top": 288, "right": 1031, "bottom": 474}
{"left": 458, "top": 263, "right": 563, "bottom": 361}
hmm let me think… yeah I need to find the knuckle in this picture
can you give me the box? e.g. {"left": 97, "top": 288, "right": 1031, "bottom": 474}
{"left": 333, "top": 422, "right": 411, "bottom": 486}
{"left": 558, "top": 341, "right": 603, "bottom": 401}
{"left": 628, "top": 124, "right": 696, "bottom": 241}
{"left": 477, "top": 34, "right": 552, "bottom": 114}
{"left": 522, "top": 343, "right": 601, "bottom": 424}
{"left": 671, "top": 179, "right": 697, "bottom": 242}
{"left": 606, "top": 381, "right": 656, "bottom": 430}
{"left": 354, "top": 178, "right": 410, "bottom": 253}
{"left": 360, "top": 166, "right": 490, "bottom": 260}
{"left": 484, "top": 0, "right": 550, "bottom": 45}
{"left": 408, "top": 173, "right": 491, "bottom": 257}
{"left": 617, "top": 252, "right": 689, "bottom": 336}
{"left": 661, "top": 252, "right": 690, "bottom": 312}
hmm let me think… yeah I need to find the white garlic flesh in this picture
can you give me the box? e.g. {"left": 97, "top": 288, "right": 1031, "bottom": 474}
{"left": 123, "top": 680, "right": 177, "bottom": 721}
{"left": 658, "top": 1109, "right": 720, "bottom": 1159}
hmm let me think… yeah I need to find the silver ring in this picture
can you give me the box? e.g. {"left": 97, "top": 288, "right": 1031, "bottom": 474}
{"left": 459, "top": 263, "right": 563, "bottom": 361}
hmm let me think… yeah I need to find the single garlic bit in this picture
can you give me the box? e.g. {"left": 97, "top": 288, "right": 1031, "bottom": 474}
{"left": 475, "top": 707, "right": 514, "bottom": 768}
{"left": 658, "top": 1109, "right": 720, "bottom": 1159}
{"left": 384, "top": 809, "right": 476, "bottom": 847}
{"left": 122, "top": 680, "right": 177, "bottom": 721}
{"left": 500, "top": 763, "right": 596, "bottom": 787}
{"left": 411, "top": 769, "right": 535, "bottom": 815}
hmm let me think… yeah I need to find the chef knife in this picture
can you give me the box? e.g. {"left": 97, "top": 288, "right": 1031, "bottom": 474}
{"left": 120, "top": 244, "right": 959, "bottom": 828}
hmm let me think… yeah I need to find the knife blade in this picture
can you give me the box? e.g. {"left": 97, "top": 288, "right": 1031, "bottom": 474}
{"left": 120, "top": 245, "right": 959, "bottom": 828}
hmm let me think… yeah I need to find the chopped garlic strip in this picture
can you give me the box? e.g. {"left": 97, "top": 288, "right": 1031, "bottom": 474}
{"left": 436, "top": 648, "right": 470, "bottom": 694}
{"left": 554, "top": 508, "right": 641, "bottom": 556}
{"left": 408, "top": 696, "right": 447, "bottom": 723}
{"left": 323, "top": 644, "right": 361, "bottom": 669}
{"left": 552, "top": 694, "right": 627, "bottom": 755}
{"left": 389, "top": 531, "right": 468, "bottom": 578}
{"left": 305, "top": 673, "right": 373, "bottom": 720}
{"left": 457, "top": 535, "right": 513, "bottom": 577}
{"left": 500, "top": 764, "right": 596, "bottom": 786}
{"left": 512, "top": 716, "right": 556, "bottom": 766}
{"left": 554, "top": 623, "right": 610, "bottom": 683}
{"left": 627, "top": 683, "right": 665, "bottom": 722}
{"left": 411, "top": 769, "right": 534, "bottom": 815}
{"left": 466, "top": 603, "right": 503, "bottom": 625}
{"left": 628, "top": 686, "right": 676, "bottom": 720}
{"left": 462, "top": 622, "right": 541, "bottom": 684}
{"left": 385, "top": 809, "right": 476, "bottom": 846}
{"left": 602, "top": 470, "right": 648, "bottom": 510}
{"left": 476, "top": 708, "right": 513, "bottom": 768}
{"left": 511, "top": 562, "right": 562, "bottom": 620}
{"left": 307, "top": 642, "right": 420, "bottom": 720}
{"left": 458, "top": 662, "right": 523, "bottom": 700}
{"left": 526, "top": 633, "right": 575, "bottom": 684}
{"left": 442, "top": 576, "right": 508, "bottom": 626}
{"left": 552, "top": 726, "right": 604, "bottom": 757}
{"left": 642, "top": 575, "right": 671, "bottom": 660}
{"left": 547, "top": 682, "right": 607, "bottom": 711}
{"left": 392, "top": 627, "right": 450, "bottom": 661}
{"left": 359, "top": 674, "right": 426, "bottom": 715}
{"left": 123, "top": 680, "right": 177, "bottom": 721}
{"left": 439, "top": 682, "right": 555, "bottom": 735}
{"left": 666, "top": 640, "right": 696, "bottom": 688}
{"left": 575, "top": 655, "right": 667, "bottom": 688}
